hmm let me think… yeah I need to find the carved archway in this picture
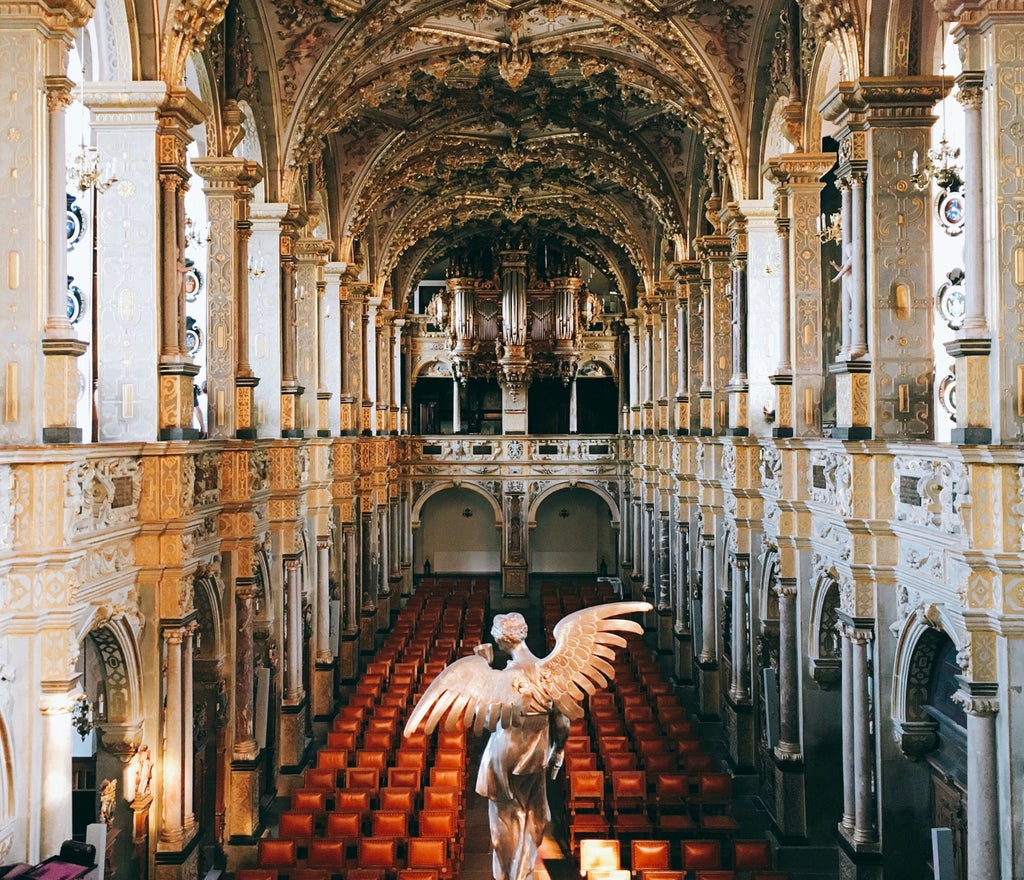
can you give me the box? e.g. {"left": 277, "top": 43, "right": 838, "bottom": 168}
{"left": 807, "top": 568, "right": 841, "bottom": 689}
{"left": 890, "top": 602, "right": 966, "bottom": 761}
{"left": 0, "top": 708, "right": 16, "bottom": 863}
{"left": 410, "top": 480, "right": 503, "bottom": 529}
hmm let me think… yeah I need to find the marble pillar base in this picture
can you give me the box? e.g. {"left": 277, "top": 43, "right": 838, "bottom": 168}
{"left": 673, "top": 630, "right": 694, "bottom": 684}
{"left": 656, "top": 608, "right": 674, "bottom": 654}
{"left": 339, "top": 631, "right": 359, "bottom": 683}
{"left": 722, "top": 693, "right": 756, "bottom": 772}
{"left": 277, "top": 698, "right": 308, "bottom": 777}
{"left": 837, "top": 837, "right": 882, "bottom": 880}
{"left": 696, "top": 658, "right": 720, "bottom": 719}
{"left": 226, "top": 759, "right": 261, "bottom": 843}
{"left": 771, "top": 753, "right": 808, "bottom": 842}
{"left": 699, "top": 393, "right": 713, "bottom": 435}
{"left": 154, "top": 841, "right": 199, "bottom": 880}
{"left": 830, "top": 361, "right": 873, "bottom": 441}
{"left": 312, "top": 662, "right": 335, "bottom": 730}
{"left": 359, "top": 612, "right": 377, "bottom": 653}
{"left": 376, "top": 599, "right": 391, "bottom": 633}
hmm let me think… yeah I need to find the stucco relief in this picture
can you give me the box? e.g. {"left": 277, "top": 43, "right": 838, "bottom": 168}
{"left": 65, "top": 457, "right": 143, "bottom": 538}
{"left": 892, "top": 455, "right": 969, "bottom": 536}
{"left": 807, "top": 449, "right": 852, "bottom": 516}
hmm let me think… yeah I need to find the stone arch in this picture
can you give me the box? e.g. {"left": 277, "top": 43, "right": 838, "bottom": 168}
{"left": 527, "top": 480, "right": 620, "bottom": 530}
{"left": 576, "top": 358, "right": 616, "bottom": 380}
{"left": 807, "top": 567, "right": 842, "bottom": 688}
{"left": 890, "top": 604, "right": 965, "bottom": 761}
{"left": 193, "top": 565, "right": 226, "bottom": 664}
{"left": 410, "top": 480, "right": 503, "bottom": 529}
{"left": 0, "top": 708, "right": 16, "bottom": 862}
{"left": 412, "top": 359, "right": 454, "bottom": 382}
{"left": 89, "top": 0, "right": 135, "bottom": 81}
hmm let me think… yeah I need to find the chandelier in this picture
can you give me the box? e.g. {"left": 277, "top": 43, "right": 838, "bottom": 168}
{"left": 910, "top": 137, "right": 963, "bottom": 193}
{"left": 67, "top": 142, "right": 118, "bottom": 193}
{"left": 816, "top": 211, "right": 842, "bottom": 244}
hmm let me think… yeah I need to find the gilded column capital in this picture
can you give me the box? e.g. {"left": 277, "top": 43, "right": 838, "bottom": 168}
{"left": 45, "top": 76, "right": 74, "bottom": 112}
{"left": 163, "top": 627, "right": 185, "bottom": 646}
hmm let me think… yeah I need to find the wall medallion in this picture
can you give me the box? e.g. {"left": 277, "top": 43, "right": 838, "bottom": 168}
{"left": 937, "top": 190, "right": 965, "bottom": 237}
{"left": 185, "top": 258, "right": 203, "bottom": 302}
{"left": 936, "top": 267, "right": 966, "bottom": 330}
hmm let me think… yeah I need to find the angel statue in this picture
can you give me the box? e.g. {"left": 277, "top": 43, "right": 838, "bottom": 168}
{"left": 404, "top": 601, "right": 652, "bottom": 880}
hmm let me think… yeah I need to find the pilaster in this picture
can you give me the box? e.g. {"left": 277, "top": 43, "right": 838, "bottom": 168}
{"left": 295, "top": 238, "right": 332, "bottom": 437}
{"left": 694, "top": 235, "right": 731, "bottom": 435}
{"left": 191, "top": 157, "right": 264, "bottom": 440}
{"left": 764, "top": 152, "right": 834, "bottom": 437}
{"left": 83, "top": 83, "right": 168, "bottom": 441}
{"left": 250, "top": 202, "right": 288, "bottom": 438}
{"left": 279, "top": 207, "right": 307, "bottom": 437}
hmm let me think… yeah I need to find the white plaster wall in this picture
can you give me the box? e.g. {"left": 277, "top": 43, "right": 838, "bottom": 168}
{"left": 531, "top": 489, "right": 615, "bottom": 573}
{"left": 416, "top": 487, "right": 501, "bottom": 573}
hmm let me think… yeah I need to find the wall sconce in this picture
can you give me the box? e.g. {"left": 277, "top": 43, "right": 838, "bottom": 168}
{"left": 817, "top": 212, "right": 842, "bottom": 244}
{"left": 558, "top": 508, "right": 569, "bottom": 518}
{"left": 248, "top": 251, "right": 266, "bottom": 279}
{"left": 462, "top": 507, "right": 473, "bottom": 518}
{"left": 184, "top": 217, "right": 210, "bottom": 249}
{"left": 71, "top": 694, "right": 94, "bottom": 737}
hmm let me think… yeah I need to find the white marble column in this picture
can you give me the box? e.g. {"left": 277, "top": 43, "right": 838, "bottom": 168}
{"left": 322, "top": 263, "right": 345, "bottom": 436}
{"left": 284, "top": 558, "right": 304, "bottom": 703}
{"left": 160, "top": 628, "right": 185, "bottom": 845}
{"left": 250, "top": 203, "right": 287, "bottom": 438}
{"left": 839, "top": 624, "right": 855, "bottom": 834}
{"left": 569, "top": 379, "right": 578, "bottom": 433}
{"left": 39, "top": 688, "right": 75, "bottom": 858}
{"left": 729, "top": 558, "right": 750, "bottom": 702}
{"left": 316, "top": 539, "right": 331, "bottom": 663}
{"left": 392, "top": 319, "right": 404, "bottom": 433}
{"left": 848, "top": 174, "right": 867, "bottom": 360}
{"left": 452, "top": 377, "right": 462, "bottom": 433}
{"left": 88, "top": 84, "right": 166, "bottom": 442}
{"left": 699, "top": 536, "right": 717, "bottom": 663}
{"left": 850, "top": 625, "right": 876, "bottom": 843}
{"left": 344, "top": 525, "right": 358, "bottom": 631}
{"left": 774, "top": 579, "right": 801, "bottom": 759}
{"left": 954, "top": 682, "right": 1000, "bottom": 880}
{"left": 626, "top": 317, "right": 640, "bottom": 432}
{"left": 182, "top": 623, "right": 196, "bottom": 832}
{"left": 364, "top": 298, "right": 380, "bottom": 434}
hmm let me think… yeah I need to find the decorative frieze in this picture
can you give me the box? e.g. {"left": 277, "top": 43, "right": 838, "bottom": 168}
{"left": 892, "top": 455, "right": 969, "bottom": 536}
{"left": 807, "top": 449, "right": 852, "bottom": 516}
{"left": 65, "top": 457, "right": 142, "bottom": 537}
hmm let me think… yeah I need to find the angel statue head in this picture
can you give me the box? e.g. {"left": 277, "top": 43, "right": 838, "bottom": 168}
{"left": 491, "top": 612, "right": 529, "bottom": 651}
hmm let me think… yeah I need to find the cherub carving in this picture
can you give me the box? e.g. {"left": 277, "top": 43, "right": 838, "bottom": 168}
{"left": 404, "top": 601, "right": 651, "bottom": 880}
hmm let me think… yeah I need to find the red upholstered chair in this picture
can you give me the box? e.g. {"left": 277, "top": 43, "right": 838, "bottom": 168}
{"left": 732, "top": 840, "right": 772, "bottom": 872}
{"left": 604, "top": 751, "right": 640, "bottom": 773}
{"left": 335, "top": 789, "right": 372, "bottom": 814}
{"left": 325, "top": 809, "right": 363, "bottom": 859}
{"left": 588, "top": 870, "right": 630, "bottom": 880}
{"left": 379, "top": 787, "right": 419, "bottom": 813}
{"left": 345, "top": 766, "right": 381, "bottom": 794}
{"left": 304, "top": 767, "right": 338, "bottom": 791}
{"left": 364, "top": 730, "right": 396, "bottom": 752}
{"left": 681, "top": 840, "right": 721, "bottom": 872}
{"left": 387, "top": 766, "right": 423, "bottom": 790}
{"left": 290, "top": 789, "right": 328, "bottom": 821}
{"left": 257, "top": 837, "right": 297, "bottom": 871}
{"left": 568, "top": 770, "right": 606, "bottom": 816}
{"left": 570, "top": 812, "right": 612, "bottom": 856}
{"left": 398, "top": 870, "right": 439, "bottom": 880}
{"left": 418, "top": 809, "right": 461, "bottom": 862}
{"left": 567, "top": 753, "right": 600, "bottom": 774}
{"left": 429, "top": 767, "right": 462, "bottom": 789}
{"left": 306, "top": 838, "right": 347, "bottom": 871}
{"left": 406, "top": 836, "right": 454, "bottom": 880}
{"left": 278, "top": 810, "right": 315, "bottom": 840}
{"left": 694, "top": 774, "right": 740, "bottom": 836}
{"left": 318, "top": 748, "right": 350, "bottom": 772}
{"left": 693, "top": 872, "right": 736, "bottom": 880}
{"left": 235, "top": 871, "right": 277, "bottom": 880}
{"left": 357, "top": 838, "right": 398, "bottom": 874}
{"left": 371, "top": 810, "right": 410, "bottom": 847}
{"left": 328, "top": 731, "right": 358, "bottom": 750}
{"left": 654, "top": 773, "right": 696, "bottom": 838}
{"left": 610, "top": 770, "right": 649, "bottom": 816}
{"left": 639, "top": 872, "right": 685, "bottom": 880}
{"left": 629, "top": 840, "right": 671, "bottom": 876}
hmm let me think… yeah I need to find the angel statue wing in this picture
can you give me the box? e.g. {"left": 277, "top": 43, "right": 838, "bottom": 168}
{"left": 403, "top": 600, "right": 651, "bottom": 738}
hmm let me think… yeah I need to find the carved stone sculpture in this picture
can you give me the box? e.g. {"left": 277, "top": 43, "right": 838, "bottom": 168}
{"left": 405, "top": 601, "right": 651, "bottom": 880}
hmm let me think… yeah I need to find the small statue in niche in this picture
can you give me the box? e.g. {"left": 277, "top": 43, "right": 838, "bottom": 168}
{"left": 99, "top": 778, "right": 117, "bottom": 826}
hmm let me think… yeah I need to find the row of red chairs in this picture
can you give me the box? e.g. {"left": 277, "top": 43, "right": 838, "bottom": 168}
{"left": 248, "top": 578, "right": 485, "bottom": 880}
{"left": 579, "top": 836, "right": 780, "bottom": 875}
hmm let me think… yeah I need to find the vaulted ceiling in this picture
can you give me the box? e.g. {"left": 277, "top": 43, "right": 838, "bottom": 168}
{"left": 228, "top": 0, "right": 792, "bottom": 302}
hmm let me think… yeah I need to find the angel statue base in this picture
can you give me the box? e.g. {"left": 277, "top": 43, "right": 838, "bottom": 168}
{"left": 404, "top": 600, "right": 652, "bottom": 880}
